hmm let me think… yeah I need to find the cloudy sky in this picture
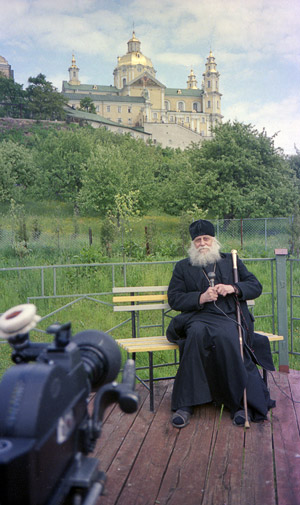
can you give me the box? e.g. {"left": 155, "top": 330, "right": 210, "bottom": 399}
{"left": 1, "top": 0, "right": 300, "bottom": 154}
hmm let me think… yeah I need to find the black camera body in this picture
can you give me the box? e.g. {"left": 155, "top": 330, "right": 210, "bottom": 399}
{"left": 0, "top": 305, "right": 138, "bottom": 505}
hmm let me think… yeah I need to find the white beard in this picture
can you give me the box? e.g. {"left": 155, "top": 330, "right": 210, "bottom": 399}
{"left": 188, "top": 239, "right": 221, "bottom": 267}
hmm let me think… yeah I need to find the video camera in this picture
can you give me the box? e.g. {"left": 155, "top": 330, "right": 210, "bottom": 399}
{"left": 0, "top": 304, "right": 139, "bottom": 505}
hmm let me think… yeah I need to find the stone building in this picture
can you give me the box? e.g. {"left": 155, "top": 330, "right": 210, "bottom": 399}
{"left": 0, "top": 56, "right": 14, "bottom": 79}
{"left": 62, "top": 32, "right": 222, "bottom": 149}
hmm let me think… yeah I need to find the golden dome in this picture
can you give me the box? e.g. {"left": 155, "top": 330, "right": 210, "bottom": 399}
{"left": 117, "top": 31, "right": 154, "bottom": 69}
{"left": 117, "top": 52, "right": 153, "bottom": 68}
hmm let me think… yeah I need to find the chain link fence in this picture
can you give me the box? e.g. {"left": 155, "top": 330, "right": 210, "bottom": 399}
{"left": 215, "top": 217, "right": 293, "bottom": 253}
{"left": 0, "top": 216, "right": 294, "bottom": 260}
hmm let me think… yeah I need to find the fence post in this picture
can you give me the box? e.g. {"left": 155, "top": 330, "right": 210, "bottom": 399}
{"left": 275, "top": 249, "right": 289, "bottom": 372}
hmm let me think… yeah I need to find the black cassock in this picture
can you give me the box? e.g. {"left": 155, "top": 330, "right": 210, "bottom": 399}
{"left": 167, "top": 253, "right": 275, "bottom": 421}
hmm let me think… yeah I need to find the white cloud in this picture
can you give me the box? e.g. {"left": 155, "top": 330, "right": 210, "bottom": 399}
{"left": 224, "top": 94, "right": 300, "bottom": 154}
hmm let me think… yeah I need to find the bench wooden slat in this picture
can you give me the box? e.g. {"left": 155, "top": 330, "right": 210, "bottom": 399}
{"left": 114, "top": 303, "right": 170, "bottom": 312}
{"left": 256, "top": 331, "right": 284, "bottom": 341}
{"left": 113, "top": 294, "right": 168, "bottom": 303}
{"left": 116, "top": 337, "right": 178, "bottom": 352}
{"left": 116, "top": 333, "right": 284, "bottom": 354}
{"left": 113, "top": 286, "right": 168, "bottom": 294}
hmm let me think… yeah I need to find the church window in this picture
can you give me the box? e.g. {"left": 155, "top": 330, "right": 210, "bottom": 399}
{"left": 193, "top": 102, "right": 200, "bottom": 112}
{"left": 177, "top": 101, "right": 185, "bottom": 111}
{"left": 207, "top": 101, "right": 211, "bottom": 108}
{"left": 118, "top": 118, "right": 122, "bottom": 123}
{"left": 128, "top": 106, "right": 132, "bottom": 113}
{"left": 118, "top": 106, "right": 122, "bottom": 113}
{"left": 123, "top": 78, "right": 126, "bottom": 86}
{"left": 202, "top": 117, "right": 205, "bottom": 123}
{"left": 164, "top": 100, "right": 170, "bottom": 110}
{"left": 96, "top": 106, "right": 99, "bottom": 112}
{"left": 73, "top": 71, "right": 76, "bottom": 77}
{"left": 128, "top": 118, "right": 132, "bottom": 124}
{"left": 170, "top": 116, "right": 174, "bottom": 122}
{"left": 106, "top": 106, "right": 110, "bottom": 112}
{"left": 153, "top": 112, "right": 157, "bottom": 119}
{"left": 208, "top": 80, "right": 211, "bottom": 88}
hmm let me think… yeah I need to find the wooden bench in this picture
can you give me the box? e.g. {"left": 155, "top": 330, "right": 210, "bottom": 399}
{"left": 113, "top": 286, "right": 284, "bottom": 411}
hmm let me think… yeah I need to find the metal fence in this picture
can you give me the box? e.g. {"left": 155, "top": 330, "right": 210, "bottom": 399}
{"left": 215, "top": 217, "right": 293, "bottom": 251}
{"left": 1, "top": 255, "right": 299, "bottom": 369}
{"left": 0, "top": 216, "right": 294, "bottom": 257}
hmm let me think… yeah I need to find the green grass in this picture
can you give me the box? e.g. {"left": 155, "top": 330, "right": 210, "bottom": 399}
{"left": 0, "top": 203, "right": 299, "bottom": 379}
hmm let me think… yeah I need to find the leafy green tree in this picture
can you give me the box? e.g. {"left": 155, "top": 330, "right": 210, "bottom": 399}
{"left": 0, "top": 140, "right": 36, "bottom": 202}
{"left": 186, "top": 121, "right": 297, "bottom": 219}
{"left": 78, "top": 134, "right": 159, "bottom": 215}
{"left": 288, "top": 146, "right": 300, "bottom": 191}
{"left": 79, "top": 97, "right": 96, "bottom": 114}
{"left": 32, "top": 128, "right": 95, "bottom": 201}
{"left": 78, "top": 144, "right": 125, "bottom": 214}
{"left": 0, "top": 76, "right": 26, "bottom": 118}
{"left": 154, "top": 149, "right": 196, "bottom": 215}
{"left": 26, "top": 73, "right": 67, "bottom": 120}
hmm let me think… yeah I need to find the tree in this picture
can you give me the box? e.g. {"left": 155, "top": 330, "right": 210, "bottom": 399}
{"left": 79, "top": 97, "right": 96, "bottom": 114}
{"left": 0, "top": 140, "right": 36, "bottom": 202}
{"left": 0, "top": 76, "right": 26, "bottom": 117}
{"left": 186, "top": 121, "right": 297, "bottom": 219}
{"left": 288, "top": 145, "right": 300, "bottom": 189}
{"left": 154, "top": 149, "right": 196, "bottom": 215}
{"left": 26, "top": 73, "right": 67, "bottom": 120}
{"left": 32, "top": 128, "right": 95, "bottom": 201}
{"left": 78, "top": 133, "right": 159, "bottom": 215}
{"left": 78, "top": 144, "right": 126, "bottom": 214}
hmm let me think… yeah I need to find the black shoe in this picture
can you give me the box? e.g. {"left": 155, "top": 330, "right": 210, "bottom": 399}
{"left": 171, "top": 407, "right": 193, "bottom": 428}
{"left": 233, "top": 409, "right": 246, "bottom": 426}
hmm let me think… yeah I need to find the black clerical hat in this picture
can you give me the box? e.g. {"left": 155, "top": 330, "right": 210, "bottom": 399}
{"left": 189, "top": 219, "right": 215, "bottom": 239}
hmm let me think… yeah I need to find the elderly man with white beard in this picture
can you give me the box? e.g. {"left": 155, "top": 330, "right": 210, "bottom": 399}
{"left": 167, "top": 219, "right": 275, "bottom": 428}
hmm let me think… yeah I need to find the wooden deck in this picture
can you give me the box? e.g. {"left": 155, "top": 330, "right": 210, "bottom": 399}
{"left": 91, "top": 370, "right": 300, "bottom": 505}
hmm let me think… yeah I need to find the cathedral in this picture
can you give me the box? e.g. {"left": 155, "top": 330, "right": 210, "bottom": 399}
{"left": 0, "top": 55, "right": 14, "bottom": 79}
{"left": 63, "top": 32, "right": 223, "bottom": 149}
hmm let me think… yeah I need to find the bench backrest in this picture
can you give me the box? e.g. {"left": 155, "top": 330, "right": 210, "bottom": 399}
{"left": 113, "top": 286, "right": 255, "bottom": 312}
{"left": 113, "top": 286, "right": 170, "bottom": 312}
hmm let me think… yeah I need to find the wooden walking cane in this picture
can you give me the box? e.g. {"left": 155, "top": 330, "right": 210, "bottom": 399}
{"left": 231, "top": 249, "right": 250, "bottom": 429}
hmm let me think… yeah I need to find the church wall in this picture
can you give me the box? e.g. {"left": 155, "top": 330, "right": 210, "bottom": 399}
{"left": 144, "top": 123, "right": 208, "bottom": 149}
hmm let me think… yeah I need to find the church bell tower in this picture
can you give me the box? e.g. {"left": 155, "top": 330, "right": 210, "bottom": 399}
{"left": 68, "top": 54, "right": 80, "bottom": 85}
{"left": 202, "top": 51, "right": 222, "bottom": 125}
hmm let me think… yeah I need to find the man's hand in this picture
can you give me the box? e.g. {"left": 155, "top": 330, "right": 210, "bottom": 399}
{"left": 199, "top": 284, "right": 235, "bottom": 305}
{"left": 199, "top": 287, "right": 218, "bottom": 304}
{"left": 215, "top": 284, "right": 235, "bottom": 296}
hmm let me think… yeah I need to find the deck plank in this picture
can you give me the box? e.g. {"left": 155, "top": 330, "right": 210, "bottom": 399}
{"left": 107, "top": 381, "right": 177, "bottom": 505}
{"left": 90, "top": 371, "right": 300, "bottom": 505}
{"left": 155, "top": 403, "right": 218, "bottom": 505}
{"left": 242, "top": 419, "right": 276, "bottom": 505}
{"left": 202, "top": 408, "right": 245, "bottom": 505}
{"left": 269, "top": 371, "right": 300, "bottom": 505}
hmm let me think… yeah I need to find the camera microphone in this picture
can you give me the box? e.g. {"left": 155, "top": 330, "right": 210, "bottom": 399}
{"left": 207, "top": 271, "right": 216, "bottom": 287}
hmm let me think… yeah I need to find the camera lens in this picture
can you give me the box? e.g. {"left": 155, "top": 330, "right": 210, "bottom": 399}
{"left": 72, "top": 330, "right": 121, "bottom": 388}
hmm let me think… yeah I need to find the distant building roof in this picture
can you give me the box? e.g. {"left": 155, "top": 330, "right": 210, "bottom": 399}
{"left": 65, "top": 107, "right": 149, "bottom": 134}
{"left": 62, "top": 81, "right": 119, "bottom": 94}
{"left": 62, "top": 91, "right": 145, "bottom": 104}
{"left": 165, "top": 88, "right": 203, "bottom": 97}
